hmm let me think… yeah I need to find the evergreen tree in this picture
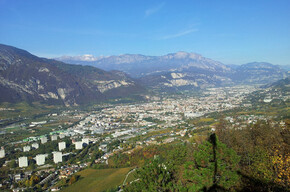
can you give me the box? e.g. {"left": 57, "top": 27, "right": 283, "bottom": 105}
{"left": 8, "top": 160, "right": 17, "bottom": 168}
{"left": 124, "top": 156, "right": 175, "bottom": 192}
{"left": 184, "top": 134, "right": 240, "bottom": 191}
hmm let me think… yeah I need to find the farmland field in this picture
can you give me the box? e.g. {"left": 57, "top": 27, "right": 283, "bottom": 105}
{"left": 61, "top": 167, "right": 133, "bottom": 192}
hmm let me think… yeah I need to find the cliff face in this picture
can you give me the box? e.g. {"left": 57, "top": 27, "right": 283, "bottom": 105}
{"left": 0, "top": 44, "right": 143, "bottom": 106}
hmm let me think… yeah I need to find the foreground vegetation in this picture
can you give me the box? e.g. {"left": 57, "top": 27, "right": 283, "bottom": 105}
{"left": 119, "top": 127, "right": 289, "bottom": 191}
{"left": 112, "top": 98, "right": 290, "bottom": 191}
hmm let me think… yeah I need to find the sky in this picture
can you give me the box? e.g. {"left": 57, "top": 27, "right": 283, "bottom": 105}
{"left": 0, "top": 0, "right": 290, "bottom": 66}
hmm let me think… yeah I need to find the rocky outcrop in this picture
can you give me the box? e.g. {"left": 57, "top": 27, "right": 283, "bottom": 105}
{"left": 0, "top": 44, "right": 144, "bottom": 105}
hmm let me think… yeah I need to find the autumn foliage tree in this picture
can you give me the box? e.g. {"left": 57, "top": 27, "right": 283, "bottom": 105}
{"left": 68, "top": 175, "right": 79, "bottom": 185}
{"left": 272, "top": 147, "right": 290, "bottom": 187}
{"left": 216, "top": 119, "right": 290, "bottom": 190}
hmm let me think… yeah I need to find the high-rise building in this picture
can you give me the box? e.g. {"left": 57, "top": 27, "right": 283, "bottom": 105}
{"left": 31, "top": 143, "right": 39, "bottom": 149}
{"left": 53, "top": 152, "right": 62, "bottom": 163}
{"left": 36, "top": 154, "right": 45, "bottom": 165}
{"left": 18, "top": 156, "right": 28, "bottom": 167}
{"left": 0, "top": 149, "right": 5, "bottom": 158}
{"left": 51, "top": 135, "right": 58, "bottom": 141}
{"left": 58, "top": 142, "right": 66, "bottom": 151}
{"left": 41, "top": 137, "right": 47, "bottom": 144}
{"left": 75, "top": 141, "right": 83, "bottom": 150}
{"left": 23, "top": 146, "right": 31, "bottom": 152}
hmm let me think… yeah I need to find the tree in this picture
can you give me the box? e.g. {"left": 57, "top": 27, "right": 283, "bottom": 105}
{"left": 124, "top": 156, "right": 175, "bottom": 192}
{"left": 68, "top": 175, "right": 79, "bottom": 185}
{"left": 168, "top": 144, "right": 187, "bottom": 166}
{"left": 184, "top": 134, "right": 240, "bottom": 191}
{"left": 8, "top": 160, "right": 17, "bottom": 168}
{"left": 24, "top": 180, "right": 30, "bottom": 187}
{"left": 272, "top": 147, "right": 290, "bottom": 187}
{"left": 217, "top": 120, "right": 288, "bottom": 186}
{"left": 30, "top": 175, "right": 40, "bottom": 185}
{"left": 247, "top": 147, "right": 275, "bottom": 182}
{"left": 29, "top": 179, "right": 34, "bottom": 186}
{"left": 35, "top": 184, "right": 41, "bottom": 189}
{"left": 43, "top": 183, "right": 48, "bottom": 190}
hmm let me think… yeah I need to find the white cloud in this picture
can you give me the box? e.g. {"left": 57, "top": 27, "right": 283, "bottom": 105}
{"left": 162, "top": 29, "right": 198, "bottom": 40}
{"left": 145, "top": 2, "right": 165, "bottom": 17}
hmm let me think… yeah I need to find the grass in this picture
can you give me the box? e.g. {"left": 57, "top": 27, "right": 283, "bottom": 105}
{"left": 198, "top": 118, "right": 214, "bottom": 122}
{"left": 61, "top": 167, "right": 133, "bottom": 192}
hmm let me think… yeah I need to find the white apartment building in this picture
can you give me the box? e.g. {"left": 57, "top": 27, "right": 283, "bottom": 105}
{"left": 18, "top": 156, "right": 28, "bottom": 167}
{"left": 36, "top": 154, "right": 45, "bottom": 165}
{"left": 75, "top": 141, "right": 83, "bottom": 150}
{"left": 41, "top": 137, "right": 47, "bottom": 144}
{"left": 0, "top": 149, "right": 5, "bottom": 158}
{"left": 23, "top": 146, "right": 31, "bottom": 152}
{"left": 58, "top": 142, "right": 66, "bottom": 151}
{"left": 51, "top": 135, "right": 58, "bottom": 141}
{"left": 31, "top": 143, "right": 39, "bottom": 149}
{"left": 53, "top": 152, "right": 62, "bottom": 163}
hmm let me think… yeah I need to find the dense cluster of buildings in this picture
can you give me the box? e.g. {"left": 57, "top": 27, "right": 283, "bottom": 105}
{"left": 1, "top": 85, "right": 264, "bottom": 190}
{"left": 67, "top": 86, "right": 257, "bottom": 139}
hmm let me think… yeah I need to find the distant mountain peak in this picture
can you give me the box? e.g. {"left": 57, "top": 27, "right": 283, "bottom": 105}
{"left": 167, "top": 51, "right": 202, "bottom": 59}
{"left": 239, "top": 62, "right": 283, "bottom": 70}
{"left": 56, "top": 54, "right": 109, "bottom": 62}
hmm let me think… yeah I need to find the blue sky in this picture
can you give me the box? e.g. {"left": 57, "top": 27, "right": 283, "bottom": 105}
{"left": 0, "top": 0, "right": 289, "bottom": 66}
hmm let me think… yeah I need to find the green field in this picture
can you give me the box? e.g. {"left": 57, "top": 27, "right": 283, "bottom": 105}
{"left": 61, "top": 167, "right": 133, "bottom": 192}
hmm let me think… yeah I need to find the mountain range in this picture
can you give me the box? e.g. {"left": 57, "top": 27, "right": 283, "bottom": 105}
{"left": 57, "top": 52, "right": 288, "bottom": 91}
{"left": 56, "top": 52, "right": 231, "bottom": 78}
{"left": 0, "top": 44, "right": 288, "bottom": 106}
{"left": 0, "top": 44, "right": 143, "bottom": 106}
